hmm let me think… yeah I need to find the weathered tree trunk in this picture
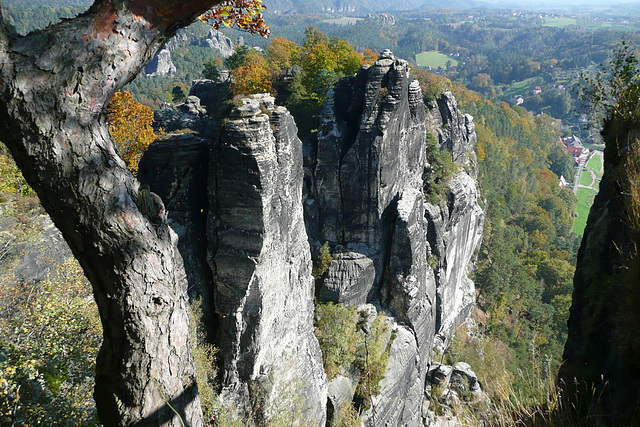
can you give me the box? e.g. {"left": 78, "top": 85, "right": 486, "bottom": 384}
{"left": 0, "top": 1, "right": 222, "bottom": 425}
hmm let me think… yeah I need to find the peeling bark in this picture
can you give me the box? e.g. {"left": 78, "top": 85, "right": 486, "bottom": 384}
{"left": 0, "top": 1, "right": 223, "bottom": 425}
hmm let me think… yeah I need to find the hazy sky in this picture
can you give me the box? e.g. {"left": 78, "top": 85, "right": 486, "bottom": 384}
{"left": 500, "top": 0, "right": 639, "bottom": 4}
{"left": 489, "top": 0, "right": 640, "bottom": 5}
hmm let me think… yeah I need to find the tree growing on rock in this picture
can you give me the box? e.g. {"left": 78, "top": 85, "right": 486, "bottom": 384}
{"left": 0, "top": 0, "right": 267, "bottom": 425}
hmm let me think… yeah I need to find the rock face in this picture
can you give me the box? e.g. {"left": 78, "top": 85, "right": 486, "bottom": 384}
{"left": 201, "top": 29, "right": 236, "bottom": 57}
{"left": 153, "top": 95, "right": 212, "bottom": 135}
{"left": 142, "top": 95, "right": 327, "bottom": 425}
{"left": 208, "top": 95, "right": 327, "bottom": 424}
{"left": 313, "top": 49, "right": 426, "bottom": 251}
{"left": 425, "top": 173, "right": 484, "bottom": 343}
{"left": 559, "top": 118, "right": 640, "bottom": 422}
{"left": 308, "top": 51, "right": 484, "bottom": 425}
{"left": 425, "top": 92, "right": 477, "bottom": 169}
{"left": 137, "top": 134, "right": 214, "bottom": 336}
{"left": 137, "top": 50, "right": 484, "bottom": 426}
{"left": 319, "top": 252, "right": 376, "bottom": 306}
{"left": 144, "top": 48, "right": 177, "bottom": 76}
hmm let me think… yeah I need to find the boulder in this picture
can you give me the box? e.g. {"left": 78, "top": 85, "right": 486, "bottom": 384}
{"left": 153, "top": 96, "right": 209, "bottom": 134}
{"left": 318, "top": 252, "right": 376, "bottom": 306}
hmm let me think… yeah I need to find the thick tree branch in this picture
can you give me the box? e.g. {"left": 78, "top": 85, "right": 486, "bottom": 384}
{"left": 0, "top": 1, "right": 224, "bottom": 425}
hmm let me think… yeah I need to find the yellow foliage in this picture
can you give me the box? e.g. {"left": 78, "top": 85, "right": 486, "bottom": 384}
{"left": 267, "top": 36, "right": 301, "bottom": 71}
{"left": 200, "top": 0, "right": 269, "bottom": 37}
{"left": 300, "top": 29, "right": 363, "bottom": 95}
{"left": 0, "top": 259, "right": 101, "bottom": 424}
{"left": 477, "top": 141, "right": 486, "bottom": 161}
{"left": 0, "top": 152, "right": 33, "bottom": 196}
{"left": 107, "top": 90, "right": 156, "bottom": 174}
{"left": 230, "top": 53, "right": 273, "bottom": 96}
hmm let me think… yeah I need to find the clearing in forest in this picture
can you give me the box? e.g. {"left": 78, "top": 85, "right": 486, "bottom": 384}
{"left": 573, "top": 150, "right": 604, "bottom": 236}
{"left": 415, "top": 51, "right": 459, "bottom": 69}
{"left": 542, "top": 17, "right": 577, "bottom": 28}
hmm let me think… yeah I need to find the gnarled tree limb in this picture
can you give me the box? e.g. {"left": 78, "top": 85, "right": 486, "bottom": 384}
{"left": 0, "top": 1, "right": 223, "bottom": 425}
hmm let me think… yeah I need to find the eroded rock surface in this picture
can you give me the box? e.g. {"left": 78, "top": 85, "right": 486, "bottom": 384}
{"left": 135, "top": 50, "right": 484, "bottom": 427}
{"left": 425, "top": 91, "right": 477, "bottom": 169}
{"left": 137, "top": 134, "right": 213, "bottom": 333}
{"left": 144, "top": 48, "right": 177, "bottom": 77}
{"left": 201, "top": 29, "right": 236, "bottom": 57}
{"left": 208, "top": 95, "right": 327, "bottom": 425}
{"left": 308, "top": 51, "right": 484, "bottom": 425}
{"left": 559, "top": 119, "right": 640, "bottom": 422}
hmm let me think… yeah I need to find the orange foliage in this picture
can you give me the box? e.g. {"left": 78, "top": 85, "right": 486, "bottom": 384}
{"left": 230, "top": 53, "right": 273, "bottom": 95}
{"left": 200, "top": 0, "right": 270, "bottom": 37}
{"left": 107, "top": 91, "right": 156, "bottom": 174}
{"left": 362, "top": 49, "right": 378, "bottom": 66}
{"left": 267, "top": 36, "right": 301, "bottom": 70}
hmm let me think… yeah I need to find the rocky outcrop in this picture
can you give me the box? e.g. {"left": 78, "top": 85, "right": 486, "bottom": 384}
{"left": 136, "top": 49, "right": 484, "bottom": 426}
{"left": 141, "top": 95, "right": 327, "bottom": 425}
{"left": 425, "top": 173, "right": 484, "bottom": 344}
{"left": 313, "top": 49, "right": 426, "bottom": 251}
{"left": 201, "top": 29, "right": 236, "bottom": 58}
{"left": 208, "top": 95, "right": 327, "bottom": 424}
{"left": 425, "top": 91, "right": 477, "bottom": 169}
{"left": 144, "top": 48, "right": 177, "bottom": 77}
{"left": 425, "top": 361, "right": 488, "bottom": 425}
{"left": 559, "top": 118, "right": 640, "bottom": 422}
{"left": 319, "top": 251, "right": 376, "bottom": 306}
{"left": 153, "top": 96, "right": 210, "bottom": 134}
{"left": 308, "top": 51, "right": 484, "bottom": 426}
{"left": 189, "top": 79, "right": 232, "bottom": 116}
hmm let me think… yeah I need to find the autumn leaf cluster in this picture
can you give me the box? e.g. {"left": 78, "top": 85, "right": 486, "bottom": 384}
{"left": 223, "top": 28, "right": 368, "bottom": 103}
{"left": 200, "top": 0, "right": 270, "bottom": 37}
{"left": 107, "top": 90, "right": 157, "bottom": 174}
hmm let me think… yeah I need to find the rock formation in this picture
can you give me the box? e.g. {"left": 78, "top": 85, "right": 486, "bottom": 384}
{"left": 306, "top": 51, "right": 484, "bottom": 425}
{"left": 0, "top": 47, "right": 484, "bottom": 425}
{"left": 59, "top": 48, "right": 483, "bottom": 426}
{"left": 208, "top": 95, "right": 327, "bottom": 423}
{"left": 201, "top": 28, "right": 236, "bottom": 58}
{"left": 423, "top": 91, "right": 484, "bottom": 345}
{"left": 137, "top": 134, "right": 215, "bottom": 337}
{"left": 559, "top": 117, "right": 640, "bottom": 422}
{"left": 141, "top": 95, "right": 327, "bottom": 425}
{"left": 144, "top": 48, "right": 177, "bottom": 77}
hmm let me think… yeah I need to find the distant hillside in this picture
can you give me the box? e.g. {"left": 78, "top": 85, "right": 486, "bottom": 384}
{"left": 265, "top": 0, "right": 492, "bottom": 14}
{"left": 2, "top": 0, "right": 91, "bottom": 34}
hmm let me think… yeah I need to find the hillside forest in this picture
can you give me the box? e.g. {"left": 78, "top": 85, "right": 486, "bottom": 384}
{"left": 0, "top": 0, "right": 632, "bottom": 424}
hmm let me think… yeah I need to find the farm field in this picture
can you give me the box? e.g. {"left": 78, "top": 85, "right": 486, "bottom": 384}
{"left": 501, "top": 76, "right": 545, "bottom": 99}
{"left": 573, "top": 150, "right": 604, "bottom": 236}
{"left": 542, "top": 17, "right": 577, "bottom": 27}
{"left": 415, "top": 51, "right": 458, "bottom": 69}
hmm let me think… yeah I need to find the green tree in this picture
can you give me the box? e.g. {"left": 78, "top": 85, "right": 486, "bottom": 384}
{"left": 171, "top": 84, "right": 186, "bottom": 102}
{"left": 202, "top": 58, "right": 221, "bottom": 81}
{"left": 224, "top": 45, "right": 252, "bottom": 70}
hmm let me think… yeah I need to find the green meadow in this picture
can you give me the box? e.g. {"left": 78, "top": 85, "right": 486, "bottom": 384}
{"left": 573, "top": 151, "right": 604, "bottom": 236}
{"left": 415, "top": 51, "right": 459, "bottom": 69}
{"left": 542, "top": 17, "right": 577, "bottom": 28}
